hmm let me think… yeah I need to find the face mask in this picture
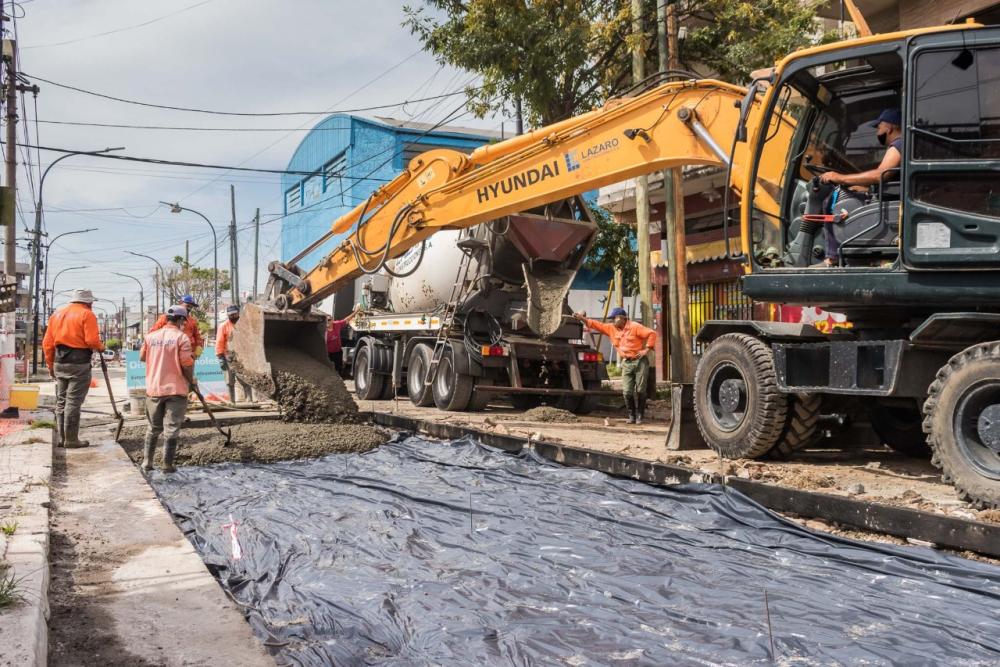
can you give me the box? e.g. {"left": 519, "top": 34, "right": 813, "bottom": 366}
{"left": 877, "top": 132, "right": 888, "bottom": 146}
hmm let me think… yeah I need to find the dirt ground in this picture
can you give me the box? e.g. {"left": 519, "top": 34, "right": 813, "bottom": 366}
{"left": 357, "top": 388, "right": 1000, "bottom": 528}
{"left": 117, "top": 421, "right": 388, "bottom": 467}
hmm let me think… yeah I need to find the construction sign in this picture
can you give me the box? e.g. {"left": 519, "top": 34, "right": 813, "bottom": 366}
{"left": 124, "top": 349, "right": 230, "bottom": 402}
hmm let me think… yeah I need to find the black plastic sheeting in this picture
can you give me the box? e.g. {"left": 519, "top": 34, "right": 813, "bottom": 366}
{"left": 155, "top": 435, "right": 1000, "bottom": 666}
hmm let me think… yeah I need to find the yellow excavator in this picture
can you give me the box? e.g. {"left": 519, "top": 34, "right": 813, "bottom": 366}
{"left": 232, "top": 18, "right": 1000, "bottom": 507}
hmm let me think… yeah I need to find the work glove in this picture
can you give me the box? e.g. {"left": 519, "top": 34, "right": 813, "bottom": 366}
{"left": 217, "top": 354, "right": 228, "bottom": 371}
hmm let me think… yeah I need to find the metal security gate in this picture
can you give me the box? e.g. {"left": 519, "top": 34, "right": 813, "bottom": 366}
{"left": 689, "top": 279, "right": 753, "bottom": 355}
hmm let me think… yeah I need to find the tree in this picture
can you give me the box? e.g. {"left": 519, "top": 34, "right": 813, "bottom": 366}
{"left": 403, "top": 1, "right": 631, "bottom": 127}
{"left": 680, "top": 1, "right": 832, "bottom": 82}
{"left": 584, "top": 207, "right": 637, "bottom": 297}
{"left": 162, "top": 256, "right": 230, "bottom": 325}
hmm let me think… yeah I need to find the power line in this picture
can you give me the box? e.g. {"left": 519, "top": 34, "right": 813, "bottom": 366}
{"left": 21, "top": 0, "right": 218, "bottom": 50}
{"left": 21, "top": 70, "right": 479, "bottom": 116}
{"left": 4, "top": 140, "right": 392, "bottom": 179}
{"left": 35, "top": 119, "right": 359, "bottom": 132}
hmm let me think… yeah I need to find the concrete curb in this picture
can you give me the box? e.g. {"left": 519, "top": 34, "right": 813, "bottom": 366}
{"left": 0, "top": 425, "right": 53, "bottom": 667}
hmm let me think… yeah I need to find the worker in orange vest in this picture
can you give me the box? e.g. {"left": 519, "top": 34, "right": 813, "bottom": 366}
{"left": 149, "top": 294, "right": 205, "bottom": 359}
{"left": 42, "top": 289, "right": 105, "bottom": 447}
{"left": 215, "top": 304, "right": 253, "bottom": 402}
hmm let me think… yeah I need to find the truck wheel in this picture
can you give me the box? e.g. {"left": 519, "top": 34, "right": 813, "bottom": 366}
{"left": 353, "top": 344, "right": 384, "bottom": 401}
{"left": 467, "top": 378, "right": 493, "bottom": 411}
{"left": 870, "top": 400, "right": 930, "bottom": 457}
{"left": 768, "top": 393, "right": 823, "bottom": 459}
{"left": 406, "top": 344, "right": 435, "bottom": 407}
{"left": 432, "top": 346, "right": 474, "bottom": 411}
{"left": 923, "top": 343, "right": 1000, "bottom": 508}
{"left": 694, "top": 333, "right": 788, "bottom": 459}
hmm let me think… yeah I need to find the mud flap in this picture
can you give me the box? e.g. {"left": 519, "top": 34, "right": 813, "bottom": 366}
{"left": 523, "top": 264, "right": 575, "bottom": 338}
{"left": 227, "top": 302, "right": 329, "bottom": 397}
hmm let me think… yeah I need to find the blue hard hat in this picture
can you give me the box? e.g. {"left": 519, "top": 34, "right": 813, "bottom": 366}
{"left": 181, "top": 294, "right": 198, "bottom": 307}
{"left": 870, "top": 108, "right": 901, "bottom": 128}
{"left": 609, "top": 307, "right": 628, "bottom": 319}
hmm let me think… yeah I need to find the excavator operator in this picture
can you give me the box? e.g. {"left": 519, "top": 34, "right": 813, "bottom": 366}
{"left": 820, "top": 108, "right": 902, "bottom": 188}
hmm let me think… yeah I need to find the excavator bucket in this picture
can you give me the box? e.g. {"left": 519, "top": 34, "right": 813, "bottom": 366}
{"left": 523, "top": 264, "right": 577, "bottom": 338}
{"left": 227, "top": 302, "right": 330, "bottom": 398}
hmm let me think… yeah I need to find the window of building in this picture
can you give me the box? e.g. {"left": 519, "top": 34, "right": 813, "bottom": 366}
{"left": 285, "top": 184, "right": 302, "bottom": 212}
{"left": 323, "top": 154, "right": 347, "bottom": 205}
{"left": 913, "top": 46, "right": 1000, "bottom": 160}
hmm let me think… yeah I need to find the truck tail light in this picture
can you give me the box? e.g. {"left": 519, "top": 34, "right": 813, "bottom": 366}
{"left": 577, "top": 351, "right": 603, "bottom": 363}
{"left": 481, "top": 345, "right": 508, "bottom": 357}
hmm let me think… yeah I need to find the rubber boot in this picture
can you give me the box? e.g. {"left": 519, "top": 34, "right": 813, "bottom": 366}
{"left": 635, "top": 394, "right": 646, "bottom": 425}
{"left": 55, "top": 414, "right": 65, "bottom": 448}
{"left": 141, "top": 433, "right": 157, "bottom": 471}
{"left": 161, "top": 438, "right": 178, "bottom": 474}
{"left": 624, "top": 395, "right": 636, "bottom": 424}
{"left": 62, "top": 415, "right": 90, "bottom": 448}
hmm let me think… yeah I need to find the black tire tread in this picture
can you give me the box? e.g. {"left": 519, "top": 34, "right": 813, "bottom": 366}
{"left": 693, "top": 333, "right": 788, "bottom": 459}
{"left": 922, "top": 342, "right": 1000, "bottom": 509}
{"left": 768, "top": 393, "right": 823, "bottom": 459}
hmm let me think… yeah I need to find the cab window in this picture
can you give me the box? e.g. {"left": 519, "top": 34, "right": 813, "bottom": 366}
{"left": 750, "top": 50, "right": 903, "bottom": 269}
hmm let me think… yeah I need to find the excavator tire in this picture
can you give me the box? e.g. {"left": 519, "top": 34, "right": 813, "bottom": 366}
{"left": 432, "top": 346, "right": 474, "bottom": 411}
{"left": 406, "top": 344, "right": 435, "bottom": 407}
{"left": 767, "top": 393, "right": 823, "bottom": 460}
{"left": 870, "top": 399, "right": 930, "bottom": 458}
{"left": 353, "top": 343, "right": 385, "bottom": 402}
{"left": 923, "top": 342, "right": 1000, "bottom": 509}
{"left": 694, "top": 333, "right": 788, "bottom": 459}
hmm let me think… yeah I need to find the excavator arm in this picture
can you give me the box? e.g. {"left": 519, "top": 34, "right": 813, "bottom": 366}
{"left": 270, "top": 79, "right": 760, "bottom": 311}
{"left": 232, "top": 78, "right": 792, "bottom": 396}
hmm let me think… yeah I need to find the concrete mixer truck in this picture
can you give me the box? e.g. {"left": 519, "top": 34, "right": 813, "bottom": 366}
{"left": 348, "top": 195, "right": 609, "bottom": 412}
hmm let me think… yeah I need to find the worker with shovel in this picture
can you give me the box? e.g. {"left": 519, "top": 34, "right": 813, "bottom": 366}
{"left": 42, "top": 289, "right": 105, "bottom": 447}
{"left": 573, "top": 307, "right": 656, "bottom": 424}
{"left": 140, "top": 304, "right": 196, "bottom": 473}
{"left": 216, "top": 304, "right": 253, "bottom": 402}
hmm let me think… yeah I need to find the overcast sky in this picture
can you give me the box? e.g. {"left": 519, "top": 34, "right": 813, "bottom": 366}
{"left": 9, "top": 0, "right": 499, "bottom": 317}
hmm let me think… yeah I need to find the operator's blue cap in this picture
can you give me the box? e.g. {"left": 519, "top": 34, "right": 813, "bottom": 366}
{"left": 609, "top": 307, "right": 628, "bottom": 319}
{"left": 871, "top": 108, "right": 901, "bottom": 127}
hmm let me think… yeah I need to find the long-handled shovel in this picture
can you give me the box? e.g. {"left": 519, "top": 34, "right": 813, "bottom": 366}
{"left": 191, "top": 383, "right": 233, "bottom": 446}
{"left": 99, "top": 356, "right": 126, "bottom": 442}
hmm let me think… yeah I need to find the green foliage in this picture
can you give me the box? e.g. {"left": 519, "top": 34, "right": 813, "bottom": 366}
{"left": 403, "top": 1, "right": 631, "bottom": 125}
{"left": 0, "top": 522, "right": 16, "bottom": 536}
{"left": 28, "top": 419, "right": 54, "bottom": 430}
{"left": 163, "top": 256, "right": 231, "bottom": 323}
{"left": 104, "top": 338, "right": 122, "bottom": 351}
{"left": 680, "top": 1, "right": 833, "bottom": 81}
{"left": 584, "top": 207, "right": 637, "bottom": 297}
{"left": 0, "top": 563, "right": 24, "bottom": 608}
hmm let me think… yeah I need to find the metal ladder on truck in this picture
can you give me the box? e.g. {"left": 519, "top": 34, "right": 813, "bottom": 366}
{"left": 424, "top": 234, "right": 488, "bottom": 387}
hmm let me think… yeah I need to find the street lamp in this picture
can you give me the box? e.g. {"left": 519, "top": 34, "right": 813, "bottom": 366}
{"left": 125, "top": 250, "right": 168, "bottom": 313}
{"left": 29, "top": 147, "right": 124, "bottom": 374}
{"left": 43, "top": 228, "right": 98, "bottom": 319}
{"left": 112, "top": 272, "right": 146, "bottom": 335}
{"left": 49, "top": 266, "right": 87, "bottom": 304}
{"left": 160, "top": 201, "right": 217, "bottom": 331}
{"left": 94, "top": 297, "right": 122, "bottom": 340}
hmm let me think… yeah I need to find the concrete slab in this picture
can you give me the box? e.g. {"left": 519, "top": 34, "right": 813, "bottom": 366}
{"left": 0, "top": 424, "right": 53, "bottom": 667}
{"left": 47, "top": 427, "right": 273, "bottom": 666}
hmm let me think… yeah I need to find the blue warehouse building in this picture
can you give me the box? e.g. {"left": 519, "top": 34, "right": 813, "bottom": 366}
{"left": 281, "top": 115, "right": 499, "bottom": 273}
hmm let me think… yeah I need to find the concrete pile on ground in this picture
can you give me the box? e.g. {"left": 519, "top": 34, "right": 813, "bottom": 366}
{"left": 523, "top": 406, "right": 580, "bottom": 423}
{"left": 118, "top": 421, "right": 388, "bottom": 467}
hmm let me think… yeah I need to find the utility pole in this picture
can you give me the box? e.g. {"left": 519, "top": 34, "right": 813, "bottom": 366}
{"left": 1, "top": 24, "right": 18, "bottom": 392}
{"left": 631, "top": 0, "right": 652, "bottom": 327}
{"left": 229, "top": 184, "right": 239, "bottom": 306}
{"left": 184, "top": 239, "right": 189, "bottom": 299}
{"left": 659, "top": 0, "right": 692, "bottom": 385}
{"left": 252, "top": 207, "right": 260, "bottom": 302}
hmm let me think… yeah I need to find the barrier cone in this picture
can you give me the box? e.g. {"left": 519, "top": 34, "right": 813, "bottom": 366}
{"left": 90, "top": 378, "right": 98, "bottom": 388}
